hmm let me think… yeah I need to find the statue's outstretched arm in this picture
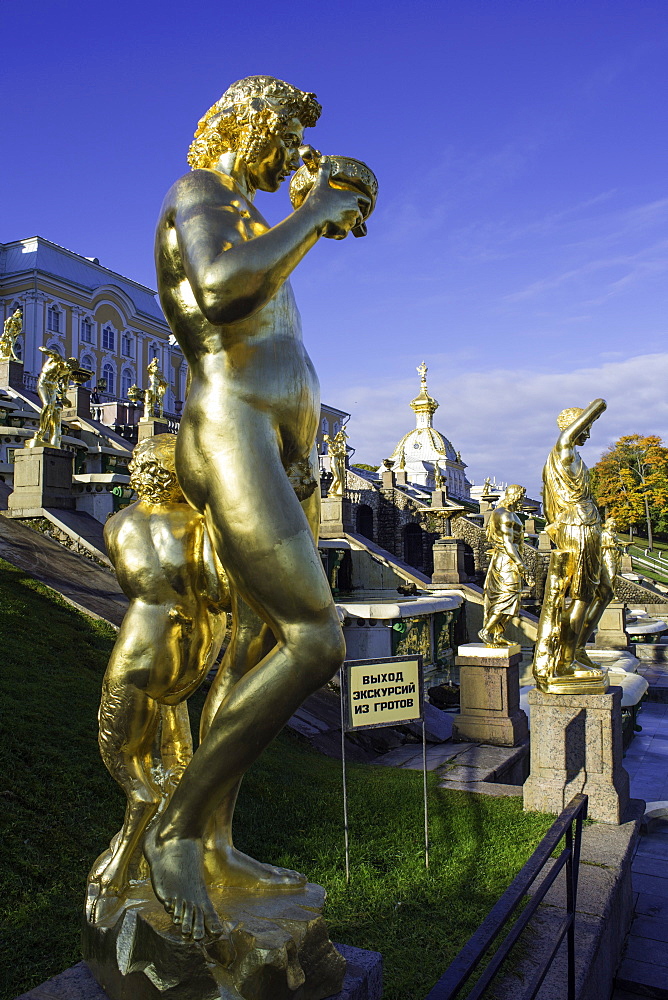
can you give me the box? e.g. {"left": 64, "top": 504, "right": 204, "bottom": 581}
{"left": 174, "top": 163, "right": 366, "bottom": 326}
{"left": 558, "top": 398, "right": 607, "bottom": 449}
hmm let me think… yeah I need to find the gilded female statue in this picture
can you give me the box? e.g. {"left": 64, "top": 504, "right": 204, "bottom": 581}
{"left": 533, "top": 399, "right": 610, "bottom": 692}
{"left": 479, "top": 484, "right": 532, "bottom": 646}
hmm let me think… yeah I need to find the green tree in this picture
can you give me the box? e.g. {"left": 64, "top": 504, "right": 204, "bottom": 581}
{"left": 592, "top": 434, "right": 668, "bottom": 549}
{"left": 351, "top": 463, "right": 377, "bottom": 473}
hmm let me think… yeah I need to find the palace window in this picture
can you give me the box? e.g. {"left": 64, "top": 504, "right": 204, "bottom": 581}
{"left": 47, "top": 306, "right": 61, "bottom": 333}
{"left": 81, "top": 354, "right": 95, "bottom": 385}
{"left": 81, "top": 319, "right": 93, "bottom": 343}
{"left": 14, "top": 338, "right": 22, "bottom": 360}
{"left": 149, "top": 342, "right": 159, "bottom": 359}
{"left": 102, "top": 363, "right": 115, "bottom": 395}
{"left": 121, "top": 368, "right": 133, "bottom": 398}
{"left": 121, "top": 333, "right": 133, "bottom": 357}
{"left": 102, "top": 326, "right": 115, "bottom": 351}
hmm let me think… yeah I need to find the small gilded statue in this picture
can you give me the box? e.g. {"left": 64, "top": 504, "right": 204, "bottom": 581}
{"left": 86, "top": 434, "right": 227, "bottom": 921}
{"left": 479, "top": 484, "right": 533, "bottom": 646}
{"left": 144, "top": 357, "right": 168, "bottom": 418}
{"left": 533, "top": 399, "right": 611, "bottom": 693}
{"left": 601, "top": 515, "right": 627, "bottom": 588}
{"left": 324, "top": 426, "right": 349, "bottom": 497}
{"left": 0, "top": 307, "right": 23, "bottom": 361}
{"left": 26, "top": 346, "right": 78, "bottom": 449}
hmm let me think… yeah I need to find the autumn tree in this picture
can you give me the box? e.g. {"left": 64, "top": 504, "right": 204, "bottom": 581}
{"left": 592, "top": 434, "right": 668, "bottom": 549}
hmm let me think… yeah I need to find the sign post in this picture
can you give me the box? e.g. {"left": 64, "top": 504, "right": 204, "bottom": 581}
{"left": 339, "top": 655, "right": 427, "bottom": 880}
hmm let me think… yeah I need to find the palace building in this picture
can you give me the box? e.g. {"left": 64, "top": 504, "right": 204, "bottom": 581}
{"left": 0, "top": 236, "right": 186, "bottom": 412}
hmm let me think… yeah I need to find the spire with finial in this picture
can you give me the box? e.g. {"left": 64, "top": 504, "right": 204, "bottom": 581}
{"left": 410, "top": 360, "right": 439, "bottom": 428}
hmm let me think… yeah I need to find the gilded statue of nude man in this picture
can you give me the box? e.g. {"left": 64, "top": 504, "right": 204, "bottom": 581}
{"left": 87, "top": 435, "right": 227, "bottom": 919}
{"left": 149, "top": 76, "right": 370, "bottom": 940}
{"left": 27, "top": 346, "right": 78, "bottom": 449}
{"left": 479, "top": 484, "right": 532, "bottom": 646}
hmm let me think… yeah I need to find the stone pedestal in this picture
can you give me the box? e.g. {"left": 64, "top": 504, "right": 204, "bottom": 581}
{"left": 0, "top": 357, "right": 24, "bottom": 390}
{"left": 537, "top": 531, "right": 552, "bottom": 553}
{"left": 451, "top": 643, "right": 529, "bottom": 746}
{"left": 620, "top": 552, "right": 633, "bottom": 573}
{"left": 320, "top": 495, "right": 355, "bottom": 537}
{"left": 523, "top": 686, "right": 630, "bottom": 823}
{"left": 594, "top": 601, "right": 629, "bottom": 650}
{"left": 137, "top": 417, "right": 171, "bottom": 442}
{"left": 61, "top": 386, "right": 92, "bottom": 420}
{"left": 430, "top": 536, "right": 468, "bottom": 585}
{"left": 82, "top": 881, "right": 346, "bottom": 1000}
{"left": 8, "top": 446, "right": 74, "bottom": 514}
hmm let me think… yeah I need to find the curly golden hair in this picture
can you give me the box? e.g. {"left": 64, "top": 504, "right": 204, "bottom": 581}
{"left": 187, "top": 75, "right": 321, "bottom": 170}
{"left": 556, "top": 407, "right": 584, "bottom": 431}
{"left": 128, "top": 434, "right": 184, "bottom": 504}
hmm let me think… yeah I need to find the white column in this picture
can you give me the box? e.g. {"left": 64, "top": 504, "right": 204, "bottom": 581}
{"left": 70, "top": 307, "right": 82, "bottom": 359}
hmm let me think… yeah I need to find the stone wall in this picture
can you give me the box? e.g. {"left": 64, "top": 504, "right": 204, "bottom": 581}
{"left": 345, "top": 470, "right": 438, "bottom": 575}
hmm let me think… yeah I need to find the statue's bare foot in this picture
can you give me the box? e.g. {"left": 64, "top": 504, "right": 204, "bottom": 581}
{"left": 144, "top": 825, "right": 224, "bottom": 940}
{"left": 205, "top": 842, "right": 306, "bottom": 891}
{"left": 478, "top": 628, "right": 503, "bottom": 647}
{"left": 574, "top": 647, "right": 600, "bottom": 670}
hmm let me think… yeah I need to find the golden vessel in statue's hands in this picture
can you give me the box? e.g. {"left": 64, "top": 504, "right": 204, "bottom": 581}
{"left": 289, "top": 146, "right": 378, "bottom": 238}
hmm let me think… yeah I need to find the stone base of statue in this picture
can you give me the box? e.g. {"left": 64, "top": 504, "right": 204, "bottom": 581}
{"left": 523, "top": 686, "right": 630, "bottom": 824}
{"left": 137, "top": 417, "right": 172, "bottom": 442}
{"left": 61, "top": 386, "right": 92, "bottom": 421}
{"left": 594, "top": 601, "right": 629, "bottom": 650}
{"left": 319, "top": 495, "right": 355, "bottom": 538}
{"left": 82, "top": 880, "right": 346, "bottom": 1000}
{"left": 0, "top": 357, "right": 24, "bottom": 390}
{"left": 8, "top": 445, "right": 75, "bottom": 515}
{"left": 429, "top": 537, "right": 469, "bottom": 586}
{"left": 451, "top": 643, "right": 529, "bottom": 746}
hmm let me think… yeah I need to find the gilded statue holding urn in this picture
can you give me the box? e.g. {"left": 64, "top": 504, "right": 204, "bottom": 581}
{"left": 84, "top": 75, "right": 377, "bottom": 999}
{"left": 27, "top": 346, "right": 78, "bottom": 449}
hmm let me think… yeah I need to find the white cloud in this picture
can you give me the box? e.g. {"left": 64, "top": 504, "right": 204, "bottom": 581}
{"left": 340, "top": 352, "right": 668, "bottom": 500}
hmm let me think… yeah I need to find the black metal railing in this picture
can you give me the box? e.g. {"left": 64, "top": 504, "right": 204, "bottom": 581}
{"left": 425, "top": 793, "right": 588, "bottom": 1000}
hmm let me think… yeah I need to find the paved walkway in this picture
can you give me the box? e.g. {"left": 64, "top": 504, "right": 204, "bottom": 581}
{"left": 613, "top": 702, "right": 668, "bottom": 999}
{"left": 0, "top": 512, "right": 127, "bottom": 627}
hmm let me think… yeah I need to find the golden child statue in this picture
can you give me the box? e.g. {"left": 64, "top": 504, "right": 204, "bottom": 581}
{"left": 26, "top": 346, "right": 78, "bottom": 448}
{"left": 479, "top": 484, "right": 533, "bottom": 646}
{"left": 147, "top": 75, "right": 373, "bottom": 943}
{"left": 0, "top": 307, "right": 23, "bottom": 361}
{"left": 86, "top": 435, "right": 227, "bottom": 921}
{"left": 533, "top": 399, "right": 611, "bottom": 693}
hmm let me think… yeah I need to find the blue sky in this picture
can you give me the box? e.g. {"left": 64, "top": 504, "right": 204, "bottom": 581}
{"left": 3, "top": 0, "right": 668, "bottom": 496}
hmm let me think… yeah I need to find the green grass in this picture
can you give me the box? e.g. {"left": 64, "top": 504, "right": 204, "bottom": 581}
{"left": 0, "top": 557, "right": 554, "bottom": 1000}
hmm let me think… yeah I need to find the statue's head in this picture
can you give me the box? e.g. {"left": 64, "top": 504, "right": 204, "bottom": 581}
{"left": 129, "top": 434, "right": 184, "bottom": 504}
{"left": 503, "top": 484, "right": 526, "bottom": 508}
{"left": 604, "top": 515, "right": 616, "bottom": 530}
{"left": 556, "top": 407, "right": 584, "bottom": 431}
{"left": 187, "top": 76, "right": 321, "bottom": 184}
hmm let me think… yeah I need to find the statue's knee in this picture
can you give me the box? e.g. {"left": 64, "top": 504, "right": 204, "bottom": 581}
{"left": 309, "top": 623, "right": 346, "bottom": 686}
